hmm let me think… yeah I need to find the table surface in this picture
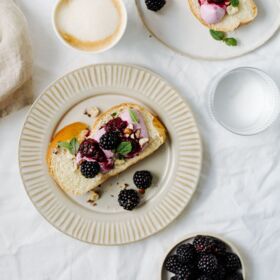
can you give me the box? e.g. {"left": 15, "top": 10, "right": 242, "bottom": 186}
{"left": 1, "top": 1, "right": 280, "bottom": 279}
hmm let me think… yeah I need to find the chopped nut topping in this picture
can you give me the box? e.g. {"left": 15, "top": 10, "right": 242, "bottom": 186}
{"left": 135, "top": 129, "right": 141, "bottom": 138}
{"left": 127, "top": 124, "right": 133, "bottom": 130}
{"left": 139, "top": 137, "right": 149, "bottom": 147}
{"left": 88, "top": 190, "right": 100, "bottom": 202}
{"left": 123, "top": 128, "right": 133, "bottom": 135}
{"left": 84, "top": 106, "right": 99, "bottom": 118}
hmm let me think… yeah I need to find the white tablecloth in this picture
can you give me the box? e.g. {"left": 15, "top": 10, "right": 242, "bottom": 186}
{"left": 1, "top": 1, "right": 280, "bottom": 279}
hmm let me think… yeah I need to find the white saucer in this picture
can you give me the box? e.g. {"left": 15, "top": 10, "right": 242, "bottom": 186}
{"left": 136, "top": 0, "right": 280, "bottom": 60}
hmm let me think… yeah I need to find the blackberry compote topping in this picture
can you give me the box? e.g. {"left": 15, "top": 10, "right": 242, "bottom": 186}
{"left": 78, "top": 138, "right": 106, "bottom": 162}
{"left": 208, "top": 0, "right": 227, "bottom": 4}
{"left": 104, "top": 117, "right": 128, "bottom": 133}
{"left": 124, "top": 138, "right": 141, "bottom": 158}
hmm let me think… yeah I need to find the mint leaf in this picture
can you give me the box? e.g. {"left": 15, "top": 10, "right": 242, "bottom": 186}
{"left": 129, "top": 109, "right": 138, "bottom": 123}
{"left": 69, "top": 138, "right": 79, "bottom": 155}
{"left": 231, "top": 0, "right": 239, "bottom": 7}
{"left": 58, "top": 137, "right": 79, "bottom": 155}
{"left": 57, "top": 141, "right": 71, "bottom": 150}
{"left": 210, "top": 29, "right": 226, "bottom": 41}
{"left": 223, "top": 37, "right": 238, "bottom": 46}
{"left": 210, "top": 29, "right": 238, "bottom": 47}
{"left": 111, "top": 112, "right": 117, "bottom": 117}
{"left": 117, "top": 142, "right": 132, "bottom": 155}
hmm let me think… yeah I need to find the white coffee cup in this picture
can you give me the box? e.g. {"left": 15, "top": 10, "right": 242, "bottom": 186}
{"left": 52, "top": 0, "right": 127, "bottom": 53}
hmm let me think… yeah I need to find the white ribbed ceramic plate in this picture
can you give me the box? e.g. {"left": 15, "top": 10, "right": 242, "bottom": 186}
{"left": 19, "top": 64, "right": 202, "bottom": 245}
{"left": 136, "top": 0, "right": 280, "bottom": 60}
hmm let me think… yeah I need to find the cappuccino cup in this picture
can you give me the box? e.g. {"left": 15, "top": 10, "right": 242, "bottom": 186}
{"left": 53, "top": 0, "right": 127, "bottom": 53}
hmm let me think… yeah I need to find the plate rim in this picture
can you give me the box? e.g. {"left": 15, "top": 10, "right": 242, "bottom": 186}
{"left": 135, "top": 0, "right": 280, "bottom": 61}
{"left": 18, "top": 63, "right": 203, "bottom": 245}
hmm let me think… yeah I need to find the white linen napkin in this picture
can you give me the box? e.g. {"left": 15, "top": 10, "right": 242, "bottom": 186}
{"left": 0, "top": 0, "right": 32, "bottom": 118}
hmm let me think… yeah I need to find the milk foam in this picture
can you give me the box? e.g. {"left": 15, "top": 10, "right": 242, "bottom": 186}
{"left": 55, "top": 0, "right": 124, "bottom": 51}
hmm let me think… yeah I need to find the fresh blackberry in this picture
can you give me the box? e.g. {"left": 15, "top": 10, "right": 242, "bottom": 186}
{"left": 194, "top": 235, "right": 213, "bottom": 253}
{"left": 170, "top": 277, "right": 178, "bottom": 280}
{"left": 164, "top": 255, "right": 182, "bottom": 274}
{"left": 211, "top": 265, "right": 226, "bottom": 280}
{"left": 211, "top": 238, "right": 227, "bottom": 255}
{"left": 133, "top": 170, "right": 153, "bottom": 189}
{"left": 224, "top": 253, "right": 241, "bottom": 272}
{"left": 99, "top": 131, "right": 120, "bottom": 150}
{"left": 193, "top": 235, "right": 226, "bottom": 254}
{"left": 197, "top": 276, "right": 212, "bottom": 280}
{"left": 176, "top": 266, "right": 194, "bottom": 280}
{"left": 226, "top": 272, "right": 244, "bottom": 280}
{"left": 198, "top": 254, "right": 218, "bottom": 275}
{"left": 176, "top": 243, "right": 196, "bottom": 265}
{"left": 80, "top": 161, "right": 100, "bottom": 178}
{"left": 145, "top": 0, "right": 166, "bottom": 11}
{"left": 118, "top": 189, "right": 140, "bottom": 211}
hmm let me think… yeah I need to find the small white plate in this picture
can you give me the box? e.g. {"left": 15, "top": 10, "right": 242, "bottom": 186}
{"left": 19, "top": 64, "right": 202, "bottom": 245}
{"left": 161, "top": 233, "right": 246, "bottom": 279}
{"left": 136, "top": 0, "right": 280, "bottom": 60}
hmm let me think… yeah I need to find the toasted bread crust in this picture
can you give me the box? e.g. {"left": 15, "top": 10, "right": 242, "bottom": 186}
{"left": 47, "top": 103, "right": 167, "bottom": 195}
{"left": 188, "top": 0, "right": 258, "bottom": 32}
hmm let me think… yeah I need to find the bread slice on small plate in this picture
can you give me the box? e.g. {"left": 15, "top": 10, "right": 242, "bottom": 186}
{"left": 188, "top": 0, "right": 258, "bottom": 32}
{"left": 47, "top": 103, "right": 167, "bottom": 196}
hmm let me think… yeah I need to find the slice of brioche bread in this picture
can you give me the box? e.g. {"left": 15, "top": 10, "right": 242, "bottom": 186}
{"left": 47, "top": 103, "right": 167, "bottom": 195}
{"left": 188, "top": 0, "right": 257, "bottom": 32}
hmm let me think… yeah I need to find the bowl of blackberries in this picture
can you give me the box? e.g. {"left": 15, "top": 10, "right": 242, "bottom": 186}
{"left": 162, "top": 234, "right": 245, "bottom": 280}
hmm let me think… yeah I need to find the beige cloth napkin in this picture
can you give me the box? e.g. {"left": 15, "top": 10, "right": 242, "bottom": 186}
{"left": 0, "top": 0, "right": 33, "bottom": 118}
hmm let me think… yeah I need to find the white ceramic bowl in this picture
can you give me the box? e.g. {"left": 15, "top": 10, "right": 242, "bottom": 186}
{"left": 52, "top": 0, "right": 127, "bottom": 54}
{"left": 209, "top": 67, "right": 280, "bottom": 135}
{"left": 160, "top": 233, "right": 246, "bottom": 280}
